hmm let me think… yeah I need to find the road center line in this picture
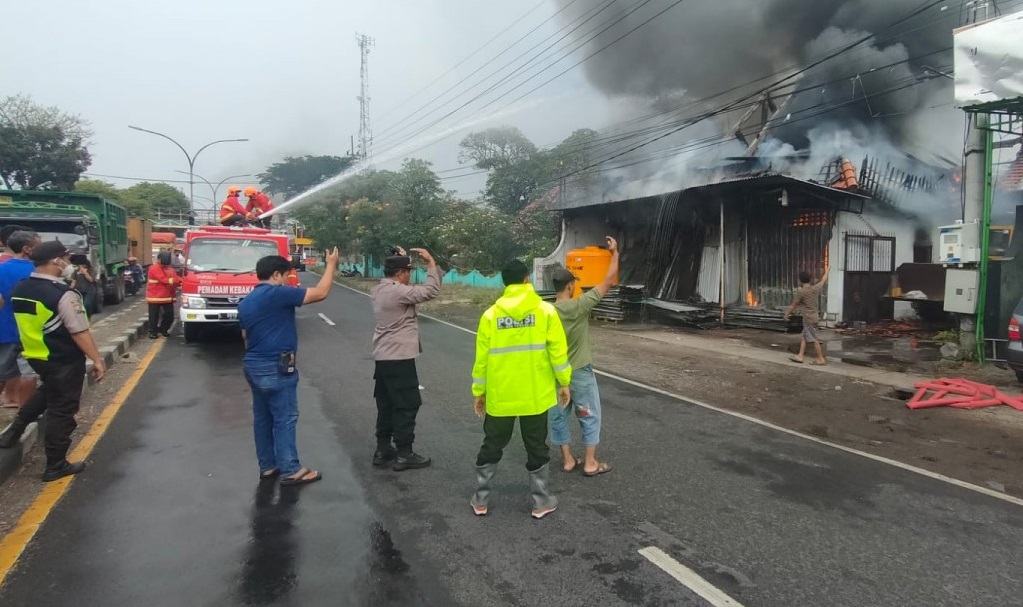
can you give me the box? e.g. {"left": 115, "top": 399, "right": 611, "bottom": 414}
{"left": 0, "top": 338, "right": 166, "bottom": 588}
{"left": 317, "top": 313, "right": 336, "bottom": 326}
{"left": 638, "top": 547, "right": 745, "bottom": 607}
{"left": 330, "top": 278, "right": 1023, "bottom": 507}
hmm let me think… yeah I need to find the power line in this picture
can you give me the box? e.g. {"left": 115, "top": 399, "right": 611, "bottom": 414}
{"left": 378, "top": 0, "right": 673, "bottom": 160}
{"left": 373, "top": 0, "right": 548, "bottom": 123}
{"left": 372, "top": 0, "right": 585, "bottom": 142}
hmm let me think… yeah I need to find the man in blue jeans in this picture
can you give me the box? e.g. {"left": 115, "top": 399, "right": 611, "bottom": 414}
{"left": 238, "top": 247, "right": 339, "bottom": 486}
{"left": 549, "top": 236, "right": 619, "bottom": 477}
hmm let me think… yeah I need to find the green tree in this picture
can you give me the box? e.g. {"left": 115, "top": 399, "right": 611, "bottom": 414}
{"left": 0, "top": 95, "right": 92, "bottom": 190}
{"left": 74, "top": 179, "right": 154, "bottom": 218}
{"left": 435, "top": 200, "right": 519, "bottom": 272}
{"left": 258, "top": 155, "right": 357, "bottom": 199}
{"left": 459, "top": 126, "right": 551, "bottom": 215}
{"left": 123, "top": 182, "right": 189, "bottom": 217}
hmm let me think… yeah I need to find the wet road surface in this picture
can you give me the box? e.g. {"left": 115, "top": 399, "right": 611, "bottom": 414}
{"left": 2, "top": 277, "right": 1022, "bottom": 606}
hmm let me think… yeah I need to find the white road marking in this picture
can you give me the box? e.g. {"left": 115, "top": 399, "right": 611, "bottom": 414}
{"left": 330, "top": 278, "right": 1023, "bottom": 507}
{"left": 639, "top": 547, "right": 745, "bottom": 607}
{"left": 317, "top": 313, "right": 336, "bottom": 326}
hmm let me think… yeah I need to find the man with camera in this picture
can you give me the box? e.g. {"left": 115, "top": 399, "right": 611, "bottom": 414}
{"left": 370, "top": 246, "right": 442, "bottom": 471}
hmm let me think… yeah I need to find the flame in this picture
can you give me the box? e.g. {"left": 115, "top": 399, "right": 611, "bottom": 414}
{"left": 791, "top": 211, "right": 830, "bottom": 227}
{"left": 824, "top": 245, "right": 830, "bottom": 270}
{"left": 746, "top": 290, "right": 759, "bottom": 307}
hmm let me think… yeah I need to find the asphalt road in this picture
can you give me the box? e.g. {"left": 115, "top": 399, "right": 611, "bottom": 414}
{"left": 2, "top": 276, "right": 1022, "bottom": 607}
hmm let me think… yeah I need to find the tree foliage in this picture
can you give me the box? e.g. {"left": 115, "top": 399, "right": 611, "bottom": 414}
{"left": 72, "top": 179, "right": 189, "bottom": 220}
{"left": 0, "top": 95, "right": 92, "bottom": 190}
{"left": 123, "top": 182, "right": 189, "bottom": 216}
{"left": 257, "top": 155, "right": 357, "bottom": 199}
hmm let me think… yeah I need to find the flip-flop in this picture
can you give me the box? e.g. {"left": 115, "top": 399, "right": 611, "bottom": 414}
{"left": 259, "top": 468, "right": 279, "bottom": 481}
{"left": 809, "top": 360, "right": 828, "bottom": 366}
{"left": 280, "top": 468, "right": 322, "bottom": 486}
{"left": 562, "top": 457, "right": 583, "bottom": 473}
{"left": 583, "top": 462, "right": 612, "bottom": 477}
{"left": 788, "top": 357, "right": 803, "bottom": 364}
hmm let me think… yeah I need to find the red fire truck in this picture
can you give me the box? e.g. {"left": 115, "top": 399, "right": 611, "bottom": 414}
{"left": 179, "top": 225, "right": 297, "bottom": 343}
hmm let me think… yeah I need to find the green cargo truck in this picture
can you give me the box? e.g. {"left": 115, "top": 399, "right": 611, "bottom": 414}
{"left": 0, "top": 190, "right": 130, "bottom": 312}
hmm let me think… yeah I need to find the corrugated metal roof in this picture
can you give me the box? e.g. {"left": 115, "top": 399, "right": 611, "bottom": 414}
{"left": 553, "top": 173, "right": 869, "bottom": 211}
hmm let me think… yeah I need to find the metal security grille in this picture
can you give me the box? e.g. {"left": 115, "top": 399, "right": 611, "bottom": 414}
{"left": 845, "top": 234, "right": 895, "bottom": 273}
{"left": 747, "top": 207, "right": 836, "bottom": 309}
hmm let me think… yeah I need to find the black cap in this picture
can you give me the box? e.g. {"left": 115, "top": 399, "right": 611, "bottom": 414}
{"left": 29, "top": 240, "right": 70, "bottom": 263}
{"left": 384, "top": 255, "right": 412, "bottom": 272}
{"left": 551, "top": 268, "right": 578, "bottom": 284}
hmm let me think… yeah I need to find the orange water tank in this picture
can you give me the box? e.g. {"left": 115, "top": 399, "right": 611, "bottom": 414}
{"left": 565, "top": 246, "right": 617, "bottom": 298}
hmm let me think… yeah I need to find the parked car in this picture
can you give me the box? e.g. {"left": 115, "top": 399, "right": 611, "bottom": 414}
{"left": 1006, "top": 298, "right": 1023, "bottom": 383}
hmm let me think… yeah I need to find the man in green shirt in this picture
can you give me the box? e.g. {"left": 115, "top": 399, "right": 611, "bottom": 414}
{"left": 549, "top": 236, "right": 619, "bottom": 477}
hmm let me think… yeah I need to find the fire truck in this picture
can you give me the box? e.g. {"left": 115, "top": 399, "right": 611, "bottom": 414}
{"left": 179, "top": 225, "right": 297, "bottom": 343}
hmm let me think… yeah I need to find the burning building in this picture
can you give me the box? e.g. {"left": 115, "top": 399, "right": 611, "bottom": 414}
{"left": 532, "top": 0, "right": 991, "bottom": 329}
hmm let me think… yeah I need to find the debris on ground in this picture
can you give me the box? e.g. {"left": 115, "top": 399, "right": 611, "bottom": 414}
{"left": 835, "top": 319, "right": 941, "bottom": 339}
{"left": 907, "top": 378, "right": 1023, "bottom": 411}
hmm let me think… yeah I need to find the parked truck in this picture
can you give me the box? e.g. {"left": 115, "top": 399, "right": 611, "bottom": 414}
{"left": 0, "top": 190, "right": 130, "bottom": 312}
{"left": 128, "top": 217, "right": 153, "bottom": 266}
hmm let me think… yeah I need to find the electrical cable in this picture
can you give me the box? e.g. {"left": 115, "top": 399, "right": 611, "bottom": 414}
{"left": 373, "top": 0, "right": 549, "bottom": 123}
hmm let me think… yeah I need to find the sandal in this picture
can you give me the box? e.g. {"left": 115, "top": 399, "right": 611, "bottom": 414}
{"left": 259, "top": 468, "right": 279, "bottom": 481}
{"left": 280, "top": 467, "right": 322, "bottom": 486}
{"left": 583, "top": 462, "right": 612, "bottom": 477}
{"left": 809, "top": 360, "right": 828, "bottom": 366}
{"left": 788, "top": 357, "right": 803, "bottom": 364}
{"left": 562, "top": 457, "right": 583, "bottom": 473}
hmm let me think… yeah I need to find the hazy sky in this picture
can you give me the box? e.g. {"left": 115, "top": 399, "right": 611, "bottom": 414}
{"left": 5, "top": 0, "right": 612, "bottom": 207}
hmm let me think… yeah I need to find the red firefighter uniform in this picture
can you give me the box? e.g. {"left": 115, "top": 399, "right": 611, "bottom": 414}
{"left": 219, "top": 186, "right": 252, "bottom": 225}
{"left": 244, "top": 186, "right": 275, "bottom": 216}
{"left": 146, "top": 263, "right": 179, "bottom": 304}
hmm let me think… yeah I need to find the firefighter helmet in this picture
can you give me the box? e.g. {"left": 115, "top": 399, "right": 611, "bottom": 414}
{"left": 226, "top": 185, "right": 242, "bottom": 195}
{"left": 244, "top": 186, "right": 257, "bottom": 197}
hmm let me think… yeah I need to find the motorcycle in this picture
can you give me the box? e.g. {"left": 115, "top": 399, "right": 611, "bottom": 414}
{"left": 124, "top": 267, "right": 140, "bottom": 296}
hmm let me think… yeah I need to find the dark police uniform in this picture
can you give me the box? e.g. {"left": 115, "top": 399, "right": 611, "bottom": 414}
{"left": 9, "top": 272, "right": 91, "bottom": 473}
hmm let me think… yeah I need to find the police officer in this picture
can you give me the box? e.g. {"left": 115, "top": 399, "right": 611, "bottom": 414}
{"left": 0, "top": 241, "right": 106, "bottom": 481}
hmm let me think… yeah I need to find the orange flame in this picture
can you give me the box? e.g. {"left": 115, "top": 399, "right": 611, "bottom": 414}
{"left": 746, "top": 290, "right": 759, "bottom": 307}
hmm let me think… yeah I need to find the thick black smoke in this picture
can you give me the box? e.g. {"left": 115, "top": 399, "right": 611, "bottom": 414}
{"left": 553, "top": 0, "right": 963, "bottom": 166}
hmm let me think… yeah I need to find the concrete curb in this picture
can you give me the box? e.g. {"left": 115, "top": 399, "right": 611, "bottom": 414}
{"left": 0, "top": 314, "right": 150, "bottom": 487}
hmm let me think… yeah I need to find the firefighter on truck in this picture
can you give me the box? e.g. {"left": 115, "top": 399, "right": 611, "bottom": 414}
{"left": 219, "top": 186, "right": 256, "bottom": 227}
{"left": 244, "top": 187, "right": 275, "bottom": 229}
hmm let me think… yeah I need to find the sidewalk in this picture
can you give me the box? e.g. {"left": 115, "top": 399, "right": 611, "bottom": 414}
{"left": 0, "top": 298, "right": 150, "bottom": 487}
{"left": 619, "top": 328, "right": 931, "bottom": 390}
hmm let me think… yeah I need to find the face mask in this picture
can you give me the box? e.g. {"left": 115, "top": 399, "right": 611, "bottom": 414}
{"left": 60, "top": 261, "right": 76, "bottom": 280}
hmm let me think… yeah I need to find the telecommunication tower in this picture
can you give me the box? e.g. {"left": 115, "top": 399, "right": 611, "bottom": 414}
{"left": 356, "top": 33, "right": 375, "bottom": 160}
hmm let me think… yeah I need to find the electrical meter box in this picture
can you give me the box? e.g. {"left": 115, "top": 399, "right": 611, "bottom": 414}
{"left": 937, "top": 220, "right": 981, "bottom": 264}
{"left": 943, "top": 268, "right": 980, "bottom": 313}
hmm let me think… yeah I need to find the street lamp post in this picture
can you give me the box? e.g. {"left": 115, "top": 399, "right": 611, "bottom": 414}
{"left": 128, "top": 125, "right": 248, "bottom": 212}
{"left": 174, "top": 171, "right": 253, "bottom": 208}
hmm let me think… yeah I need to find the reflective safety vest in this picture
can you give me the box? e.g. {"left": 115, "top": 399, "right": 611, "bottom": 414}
{"left": 246, "top": 191, "right": 275, "bottom": 215}
{"left": 471, "top": 283, "right": 571, "bottom": 417}
{"left": 147, "top": 264, "right": 178, "bottom": 303}
{"left": 219, "top": 194, "right": 249, "bottom": 223}
{"left": 11, "top": 276, "right": 85, "bottom": 362}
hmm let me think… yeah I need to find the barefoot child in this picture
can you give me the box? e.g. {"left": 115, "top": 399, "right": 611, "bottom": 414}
{"left": 785, "top": 266, "right": 830, "bottom": 366}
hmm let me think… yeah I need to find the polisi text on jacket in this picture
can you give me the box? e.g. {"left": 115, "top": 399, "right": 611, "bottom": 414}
{"left": 497, "top": 315, "right": 535, "bottom": 329}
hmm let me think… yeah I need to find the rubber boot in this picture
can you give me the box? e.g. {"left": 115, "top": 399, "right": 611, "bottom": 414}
{"left": 470, "top": 463, "right": 497, "bottom": 516}
{"left": 0, "top": 419, "right": 28, "bottom": 449}
{"left": 528, "top": 464, "right": 558, "bottom": 519}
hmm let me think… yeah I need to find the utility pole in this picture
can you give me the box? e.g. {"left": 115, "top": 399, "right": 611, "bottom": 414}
{"left": 356, "top": 33, "right": 375, "bottom": 161}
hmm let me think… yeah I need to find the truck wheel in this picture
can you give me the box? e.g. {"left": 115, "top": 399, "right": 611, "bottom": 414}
{"left": 183, "top": 323, "right": 201, "bottom": 344}
{"left": 105, "top": 274, "right": 125, "bottom": 305}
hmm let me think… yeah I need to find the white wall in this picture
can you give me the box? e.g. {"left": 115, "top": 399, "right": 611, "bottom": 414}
{"left": 828, "top": 209, "right": 919, "bottom": 323}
